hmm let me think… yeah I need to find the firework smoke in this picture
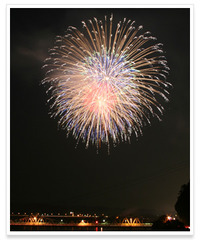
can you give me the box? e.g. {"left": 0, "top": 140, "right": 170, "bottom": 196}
{"left": 42, "top": 15, "right": 171, "bottom": 151}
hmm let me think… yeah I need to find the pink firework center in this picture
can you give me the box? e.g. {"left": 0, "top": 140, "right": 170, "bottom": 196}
{"left": 84, "top": 81, "right": 117, "bottom": 116}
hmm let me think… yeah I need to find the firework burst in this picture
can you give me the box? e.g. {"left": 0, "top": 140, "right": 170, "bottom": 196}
{"left": 42, "top": 15, "right": 171, "bottom": 151}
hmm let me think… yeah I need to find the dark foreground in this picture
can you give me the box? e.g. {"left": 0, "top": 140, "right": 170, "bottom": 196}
{"left": 10, "top": 224, "right": 189, "bottom": 231}
{"left": 11, "top": 224, "right": 152, "bottom": 231}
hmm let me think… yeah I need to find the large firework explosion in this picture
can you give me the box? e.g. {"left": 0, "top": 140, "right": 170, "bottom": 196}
{"left": 42, "top": 15, "right": 171, "bottom": 151}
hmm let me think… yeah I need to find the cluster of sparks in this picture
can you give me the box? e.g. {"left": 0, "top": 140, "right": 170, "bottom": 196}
{"left": 42, "top": 15, "right": 171, "bottom": 151}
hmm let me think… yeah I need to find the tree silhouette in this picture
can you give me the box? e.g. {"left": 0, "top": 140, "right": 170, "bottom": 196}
{"left": 175, "top": 182, "right": 190, "bottom": 226}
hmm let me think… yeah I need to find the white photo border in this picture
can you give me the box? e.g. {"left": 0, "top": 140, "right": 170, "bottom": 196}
{"left": 6, "top": 4, "right": 193, "bottom": 237}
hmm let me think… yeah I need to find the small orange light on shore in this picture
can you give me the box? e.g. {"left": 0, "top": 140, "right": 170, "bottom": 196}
{"left": 167, "top": 216, "right": 172, "bottom": 221}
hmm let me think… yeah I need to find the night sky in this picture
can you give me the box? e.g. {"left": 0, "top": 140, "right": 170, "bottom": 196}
{"left": 10, "top": 8, "right": 190, "bottom": 216}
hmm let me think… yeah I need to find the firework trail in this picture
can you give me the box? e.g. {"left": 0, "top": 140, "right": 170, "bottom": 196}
{"left": 42, "top": 15, "right": 171, "bottom": 151}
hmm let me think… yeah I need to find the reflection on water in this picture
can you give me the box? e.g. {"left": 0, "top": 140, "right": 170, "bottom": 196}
{"left": 11, "top": 225, "right": 152, "bottom": 231}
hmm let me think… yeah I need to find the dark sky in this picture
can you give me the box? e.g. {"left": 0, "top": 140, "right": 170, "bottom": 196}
{"left": 10, "top": 8, "right": 190, "bottom": 216}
